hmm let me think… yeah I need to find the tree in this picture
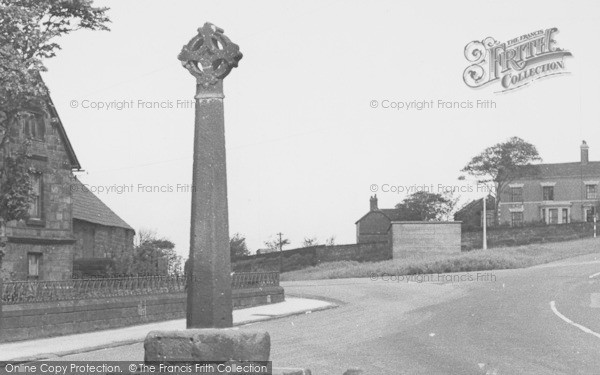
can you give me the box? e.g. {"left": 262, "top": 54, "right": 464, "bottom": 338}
{"left": 0, "top": 0, "right": 110, "bottom": 259}
{"left": 461, "top": 136, "right": 541, "bottom": 224}
{"left": 112, "top": 229, "right": 182, "bottom": 276}
{"left": 230, "top": 232, "right": 250, "bottom": 259}
{"left": 264, "top": 233, "right": 290, "bottom": 251}
{"left": 1, "top": 0, "right": 110, "bottom": 115}
{"left": 302, "top": 237, "right": 319, "bottom": 247}
{"left": 325, "top": 235, "right": 336, "bottom": 246}
{"left": 395, "top": 191, "right": 457, "bottom": 221}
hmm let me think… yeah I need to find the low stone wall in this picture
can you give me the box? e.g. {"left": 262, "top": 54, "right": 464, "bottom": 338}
{"left": 0, "top": 286, "right": 284, "bottom": 343}
{"left": 461, "top": 222, "right": 595, "bottom": 250}
{"left": 233, "top": 242, "right": 391, "bottom": 272}
{"left": 315, "top": 242, "right": 391, "bottom": 263}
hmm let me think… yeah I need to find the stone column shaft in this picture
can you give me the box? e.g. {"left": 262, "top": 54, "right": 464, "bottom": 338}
{"left": 179, "top": 23, "right": 242, "bottom": 329}
{"left": 187, "top": 81, "right": 232, "bottom": 328}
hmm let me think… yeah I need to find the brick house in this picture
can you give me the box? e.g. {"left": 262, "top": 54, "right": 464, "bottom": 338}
{"left": 498, "top": 141, "right": 600, "bottom": 226}
{"left": 355, "top": 195, "right": 403, "bottom": 243}
{"left": 454, "top": 195, "right": 496, "bottom": 228}
{"left": 0, "top": 97, "right": 134, "bottom": 281}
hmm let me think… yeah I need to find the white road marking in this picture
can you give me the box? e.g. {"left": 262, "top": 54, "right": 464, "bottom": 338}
{"left": 589, "top": 271, "right": 600, "bottom": 279}
{"left": 550, "top": 301, "right": 600, "bottom": 339}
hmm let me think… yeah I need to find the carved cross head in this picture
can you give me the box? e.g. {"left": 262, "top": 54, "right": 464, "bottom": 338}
{"left": 178, "top": 23, "right": 243, "bottom": 87}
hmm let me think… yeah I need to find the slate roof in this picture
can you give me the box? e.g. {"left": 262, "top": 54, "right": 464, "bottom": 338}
{"left": 355, "top": 208, "right": 404, "bottom": 224}
{"left": 512, "top": 161, "right": 600, "bottom": 179}
{"left": 379, "top": 209, "right": 405, "bottom": 221}
{"left": 454, "top": 195, "right": 496, "bottom": 217}
{"left": 71, "top": 178, "right": 134, "bottom": 231}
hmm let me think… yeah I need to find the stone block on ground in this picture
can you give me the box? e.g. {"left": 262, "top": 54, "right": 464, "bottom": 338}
{"left": 144, "top": 329, "right": 270, "bottom": 362}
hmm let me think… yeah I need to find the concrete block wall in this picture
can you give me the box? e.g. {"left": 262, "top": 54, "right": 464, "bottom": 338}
{"left": 390, "top": 222, "right": 462, "bottom": 258}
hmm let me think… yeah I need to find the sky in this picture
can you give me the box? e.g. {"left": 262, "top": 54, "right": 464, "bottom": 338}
{"left": 41, "top": 0, "right": 600, "bottom": 258}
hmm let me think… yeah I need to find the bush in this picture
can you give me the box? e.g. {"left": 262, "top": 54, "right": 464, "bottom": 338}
{"left": 72, "top": 258, "right": 116, "bottom": 278}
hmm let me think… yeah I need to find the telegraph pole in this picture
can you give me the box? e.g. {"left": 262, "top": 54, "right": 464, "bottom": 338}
{"left": 277, "top": 232, "right": 284, "bottom": 272}
{"left": 482, "top": 196, "right": 488, "bottom": 250}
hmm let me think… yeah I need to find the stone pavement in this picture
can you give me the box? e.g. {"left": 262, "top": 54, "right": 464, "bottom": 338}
{"left": 0, "top": 297, "right": 335, "bottom": 362}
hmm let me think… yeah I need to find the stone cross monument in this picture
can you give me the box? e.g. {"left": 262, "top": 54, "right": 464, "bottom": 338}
{"left": 144, "top": 23, "right": 270, "bottom": 365}
{"left": 178, "top": 23, "right": 242, "bottom": 328}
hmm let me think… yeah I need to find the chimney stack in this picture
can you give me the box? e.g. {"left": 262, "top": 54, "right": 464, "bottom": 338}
{"left": 581, "top": 140, "right": 589, "bottom": 164}
{"left": 370, "top": 195, "right": 378, "bottom": 211}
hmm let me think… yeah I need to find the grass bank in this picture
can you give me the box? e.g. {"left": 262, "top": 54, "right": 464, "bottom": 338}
{"left": 281, "top": 237, "right": 600, "bottom": 281}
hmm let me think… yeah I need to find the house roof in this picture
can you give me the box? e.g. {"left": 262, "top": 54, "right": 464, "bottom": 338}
{"left": 513, "top": 161, "right": 600, "bottom": 179}
{"left": 71, "top": 178, "right": 134, "bottom": 231}
{"left": 454, "top": 195, "right": 495, "bottom": 216}
{"left": 355, "top": 208, "right": 404, "bottom": 224}
{"left": 379, "top": 209, "right": 405, "bottom": 221}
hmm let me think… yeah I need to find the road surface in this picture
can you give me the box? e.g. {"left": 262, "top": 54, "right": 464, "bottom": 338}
{"left": 56, "top": 252, "right": 600, "bottom": 374}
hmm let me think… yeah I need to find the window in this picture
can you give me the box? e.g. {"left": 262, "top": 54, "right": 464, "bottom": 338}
{"left": 510, "top": 187, "right": 523, "bottom": 202}
{"left": 511, "top": 212, "right": 523, "bottom": 226}
{"left": 586, "top": 207, "right": 596, "bottom": 223}
{"left": 28, "top": 174, "right": 42, "bottom": 219}
{"left": 562, "top": 209, "right": 569, "bottom": 224}
{"left": 586, "top": 185, "right": 597, "bottom": 200}
{"left": 20, "top": 112, "right": 46, "bottom": 141}
{"left": 543, "top": 186, "right": 554, "bottom": 201}
{"left": 549, "top": 208, "right": 559, "bottom": 224}
{"left": 28, "top": 253, "right": 42, "bottom": 279}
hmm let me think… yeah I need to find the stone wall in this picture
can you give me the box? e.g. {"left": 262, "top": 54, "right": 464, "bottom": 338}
{"left": 73, "top": 220, "right": 134, "bottom": 259}
{"left": 233, "top": 242, "right": 391, "bottom": 272}
{"left": 389, "top": 221, "right": 462, "bottom": 258}
{"left": 462, "top": 222, "right": 596, "bottom": 250}
{"left": 1, "top": 110, "right": 76, "bottom": 282}
{"left": 4, "top": 113, "right": 74, "bottom": 241}
{"left": 315, "top": 242, "right": 391, "bottom": 263}
{"left": 0, "top": 286, "right": 284, "bottom": 343}
{"left": 0, "top": 242, "right": 73, "bottom": 281}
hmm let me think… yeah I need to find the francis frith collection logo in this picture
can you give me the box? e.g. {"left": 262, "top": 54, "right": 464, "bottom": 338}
{"left": 463, "top": 28, "right": 572, "bottom": 92}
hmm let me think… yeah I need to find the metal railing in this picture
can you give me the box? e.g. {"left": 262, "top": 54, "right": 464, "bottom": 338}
{"left": 231, "top": 271, "right": 280, "bottom": 289}
{"left": 1, "top": 271, "right": 280, "bottom": 305}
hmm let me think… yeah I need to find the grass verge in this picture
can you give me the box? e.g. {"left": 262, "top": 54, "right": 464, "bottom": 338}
{"left": 281, "top": 237, "right": 600, "bottom": 281}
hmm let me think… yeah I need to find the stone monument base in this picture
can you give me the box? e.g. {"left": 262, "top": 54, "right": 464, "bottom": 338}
{"left": 144, "top": 329, "right": 270, "bottom": 362}
{"left": 144, "top": 329, "right": 316, "bottom": 374}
